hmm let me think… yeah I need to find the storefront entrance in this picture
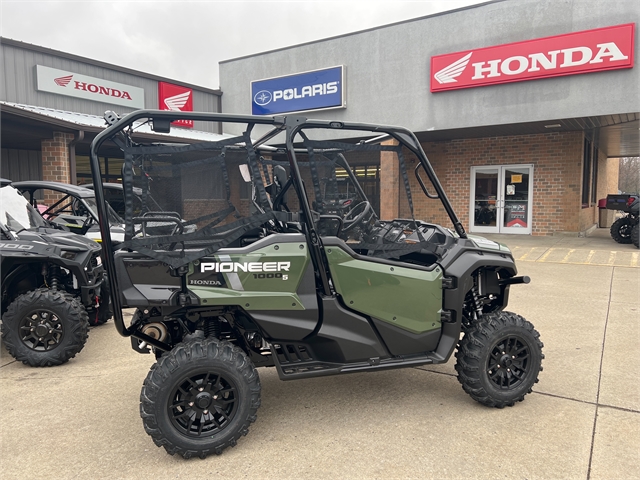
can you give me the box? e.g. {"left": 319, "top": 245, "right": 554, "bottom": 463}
{"left": 470, "top": 165, "right": 534, "bottom": 235}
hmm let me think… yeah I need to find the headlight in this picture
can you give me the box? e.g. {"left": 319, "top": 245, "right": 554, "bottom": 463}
{"left": 61, "top": 251, "right": 77, "bottom": 260}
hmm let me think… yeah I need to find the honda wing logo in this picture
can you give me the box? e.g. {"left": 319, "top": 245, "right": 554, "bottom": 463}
{"left": 163, "top": 91, "right": 191, "bottom": 111}
{"left": 158, "top": 82, "right": 194, "bottom": 128}
{"left": 434, "top": 52, "right": 472, "bottom": 84}
{"left": 54, "top": 75, "right": 73, "bottom": 87}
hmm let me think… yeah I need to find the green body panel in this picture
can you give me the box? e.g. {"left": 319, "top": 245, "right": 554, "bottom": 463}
{"left": 324, "top": 246, "right": 443, "bottom": 334}
{"left": 188, "top": 242, "right": 310, "bottom": 311}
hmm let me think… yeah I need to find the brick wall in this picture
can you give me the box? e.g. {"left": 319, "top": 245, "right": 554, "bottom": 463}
{"left": 380, "top": 139, "right": 399, "bottom": 220}
{"left": 390, "top": 131, "right": 585, "bottom": 235}
{"left": 41, "top": 132, "right": 74, "bottom": 205}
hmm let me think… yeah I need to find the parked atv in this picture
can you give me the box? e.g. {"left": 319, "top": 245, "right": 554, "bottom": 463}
{"left": 90, "top": 110, "right": 543, "bottom": 459}
{"left": 1, "top": 180, "right": 109, "bottom": 367}
{"left": 14, "top": 180, "right": 126, "bottom": 243}
{"left": 605, "top": 193, "right": 639, "bottom": 246}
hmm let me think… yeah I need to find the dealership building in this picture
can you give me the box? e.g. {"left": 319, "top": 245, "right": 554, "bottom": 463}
{"left": 2, "top": 0, "right": 639, "bottom": 236}
{"left": 0, "top": 38, "right": 223, "bottom": 199}
{"left": 220, "top": 0, "right": 639, "bottom": 236}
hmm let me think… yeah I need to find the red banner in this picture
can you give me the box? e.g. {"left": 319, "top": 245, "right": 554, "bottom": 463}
{"left": 430, "top": 24, "right": 635, "bottom": 92}
{"left": 158, "top": 82, "right": 194, "bottom": 128}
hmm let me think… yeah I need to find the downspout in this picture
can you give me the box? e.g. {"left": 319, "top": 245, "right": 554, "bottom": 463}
{"left": 68, "top": 130, "right": 84, "bottom": 185}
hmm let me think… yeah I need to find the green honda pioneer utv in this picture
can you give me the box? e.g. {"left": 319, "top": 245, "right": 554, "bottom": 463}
{"left": 90, "top": 110, "right": 543, "bottom": 459}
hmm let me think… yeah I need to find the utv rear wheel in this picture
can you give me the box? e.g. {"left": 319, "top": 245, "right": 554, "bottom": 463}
{"left": 455, "top": 311, "right": 543, "bottom": 408}
{"left": 610, "top": 217, "right": 632, "bottom": 244}
{"left": 1, "top": 288, "right": 89, "bottom": 367}
{"left": 140, "top": 336, "right": 261, "bottom": 459}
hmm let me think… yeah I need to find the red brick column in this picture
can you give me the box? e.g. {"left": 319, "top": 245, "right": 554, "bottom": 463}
{"left": 380, "top": 139, "right": 399, "bottom": 221}
{"left": 41, "top": 132, "right": 75, "bottom": 205}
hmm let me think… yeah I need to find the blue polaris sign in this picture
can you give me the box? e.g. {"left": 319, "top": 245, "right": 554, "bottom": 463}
{"left": 251, "top": 66, "right": 344, "bottom": 115}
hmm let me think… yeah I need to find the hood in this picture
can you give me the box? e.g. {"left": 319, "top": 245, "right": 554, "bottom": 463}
{"left": 15, "top": 228, "right": 101, "bottom": 252}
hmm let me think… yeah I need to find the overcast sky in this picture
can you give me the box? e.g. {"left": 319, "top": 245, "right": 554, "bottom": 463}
{"left": 1, "top": 0, "right": 489, "bottom": 88}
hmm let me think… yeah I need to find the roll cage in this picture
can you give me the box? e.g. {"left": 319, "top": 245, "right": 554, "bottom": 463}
{"left": 89, "top": 110, "right": 466, "bottom": 342}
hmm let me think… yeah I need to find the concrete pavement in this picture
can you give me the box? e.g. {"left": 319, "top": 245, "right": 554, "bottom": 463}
{"left": 0, "top": 228, "right": 638, "bottom": 479}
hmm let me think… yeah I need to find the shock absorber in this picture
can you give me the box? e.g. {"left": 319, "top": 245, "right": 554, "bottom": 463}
{"left": 48, "top": 265, "right": 61, "bottom": 290}
{"left": 471, "top": 272, "right": 484, "bottom": 320}
{"left": 204, "top": 317, "right": 221, "bottom": 339}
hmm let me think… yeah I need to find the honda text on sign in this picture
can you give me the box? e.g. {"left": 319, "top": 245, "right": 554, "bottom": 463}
{"left": 251, "top": 66, "right": 345, "bottom": 115}
{"left": 430, "top": 24, "right": 634, "bottom": 92}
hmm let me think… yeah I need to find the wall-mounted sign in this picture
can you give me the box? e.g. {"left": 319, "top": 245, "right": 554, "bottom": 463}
{"left": 36, "top": 65, "right": 145, "bottom": 108}
{"left": 251, "top": 66, "right": 345, "bottom": 115}
{"left": 430, "top": 23, "right": 635, "bottom": 92}
{"left": 159, "top": 82, "right": 194, "bottom": 128}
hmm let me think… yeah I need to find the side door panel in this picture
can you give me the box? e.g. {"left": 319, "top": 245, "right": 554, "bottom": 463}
{"left": 324, "top": 246, "right": 443, "bottom": 335}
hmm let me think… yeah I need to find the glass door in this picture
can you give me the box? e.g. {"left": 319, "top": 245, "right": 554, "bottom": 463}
{"left": 470, "top": 165, "right": 533, "bottom": 234}
{"left": 500, "top": 166, "right": 533, "bottom": 234}
{"left": 470, "top": 167, "right": 499, "bottom": 233}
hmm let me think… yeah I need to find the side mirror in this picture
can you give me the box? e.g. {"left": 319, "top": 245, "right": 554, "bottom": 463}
{"left": 151, "top": 118, "right": 171, "bottom": 134}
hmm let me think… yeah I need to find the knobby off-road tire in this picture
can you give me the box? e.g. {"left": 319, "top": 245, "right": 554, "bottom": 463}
{"left": 1, "top": 288, "right": 90, "bottom": 367}
{"left": 631, "top": 223, "right": 639, "bottom": 248}
{"left": 610, "top": 217, "right": 632, "bottom": 244}
{"left": 140, "top": 336, "right": 261, "bottom": 459}
{"left": 455, "top": 311, "right": 543, "bottom": 408}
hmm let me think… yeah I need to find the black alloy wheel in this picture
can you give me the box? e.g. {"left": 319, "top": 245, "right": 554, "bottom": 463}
{"left": 169, "top": 370, "right": 239, "bottom": 438}
{"left": 486, "top": 335, "right": 532, "bottom": 390}
{"left": 18, "top": 308, "right": 64, "bottom": 351}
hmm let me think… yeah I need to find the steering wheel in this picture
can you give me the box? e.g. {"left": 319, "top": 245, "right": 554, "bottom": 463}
{"left": 341, "top": 201, "right": 373, "bottom": 233}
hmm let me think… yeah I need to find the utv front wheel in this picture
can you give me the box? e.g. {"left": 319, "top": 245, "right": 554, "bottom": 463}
{"left": 610, "top": 217, "right": 632, "bottom": 244}
{"left": 631, "top": 223, "right": 639, "bottom": 248}
{"left": 140, "top": 337, "right": 261, "bottom": 459}
{"left": 455, "top": 311, "right": 543, "bottom": 408}
{"left": 1, "top": 288, "right": 89, "bottom": 367}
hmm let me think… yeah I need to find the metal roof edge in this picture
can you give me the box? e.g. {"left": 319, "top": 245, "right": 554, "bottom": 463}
{"left": 0, "top": 102, "right": 234, "bottom": 143}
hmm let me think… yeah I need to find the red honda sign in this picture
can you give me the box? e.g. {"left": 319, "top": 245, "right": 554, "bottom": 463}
{"left": 158, "top": 82, "right": 194, "bottom": 128}
{"left": 430, "top": 24, "right": 635, "bottom": 92}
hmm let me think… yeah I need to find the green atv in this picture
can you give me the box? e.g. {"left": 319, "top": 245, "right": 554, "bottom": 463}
{"left": 90, "top": 110, "right": 543, "bottom": 459}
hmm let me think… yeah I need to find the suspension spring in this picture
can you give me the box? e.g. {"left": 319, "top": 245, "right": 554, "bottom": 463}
{"left": 471, "top": 274, "right": 483, "bottom": 319}
{"left": 204, "top": 317, "right": 221, "bottom": 339}
{"left": 49, "top": 266, "right": 61, "bottom": 290}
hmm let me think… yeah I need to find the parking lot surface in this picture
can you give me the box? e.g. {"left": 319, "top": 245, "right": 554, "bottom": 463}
{"left": 1, "top": 228, "right": 638, "bottom": 480}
